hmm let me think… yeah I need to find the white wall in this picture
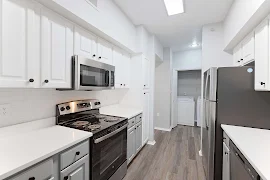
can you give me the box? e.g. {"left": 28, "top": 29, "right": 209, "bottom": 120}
{"left": 173, "top": 49, "right": 202, "bottom": 70}
{"left": 224, "top": 0, "right": 270, "bottom": 52}
{"left": 154, "top": 48, "right": 172, "bottom": 130}
{"left": 0, "top": 89, "right": 127, "bottom": 128}
{"left": 202, "top": 23, "right": 233, "bottom": 72}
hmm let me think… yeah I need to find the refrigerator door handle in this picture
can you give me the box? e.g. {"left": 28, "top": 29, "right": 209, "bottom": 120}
{"left": 204, "top": 71, "right": 210, "bottom": 99}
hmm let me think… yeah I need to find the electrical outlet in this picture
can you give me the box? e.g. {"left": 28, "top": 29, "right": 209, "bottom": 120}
{"left": 0, "top": 104, "right": 10, "bottom": 117}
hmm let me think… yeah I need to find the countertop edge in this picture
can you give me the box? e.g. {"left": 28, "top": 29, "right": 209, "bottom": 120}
{"left": 221, "top": 124, "right": 268, "bottom": 180}
{"left": 0, "top": 131, "right": 92, "bottom": 180}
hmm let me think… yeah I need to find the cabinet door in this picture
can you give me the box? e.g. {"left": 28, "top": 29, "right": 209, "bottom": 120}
{"left": 98, "top": 38, "right": 113, "bottom": 65}
{"left": 135, "top": 122, "right": 143, "bottom": 153}
{"left": 61, "top": 155, "right": 89, "bottom": 180}
{"left": 74, "top": 26, "right": 97, "bottom": 60}
{"left": 233, "top": 45, "right": 242, "bottom": 66}
{"left": 242, "top": 32, "right": 255, "bottom": 64}
{"left": 127, "top": 126, "right": 136, "bottom": 164}
{"left": 222, "top": 142, "right": 230, "bottom": 180}
{"left": 143, "top": 57, "right": 150, "bottom": 89}
{"left": 255, "top": 19, "right": 269, "bottom": 91}
{"left": 41, "top": 7, "right": 73, "bottom": 88}
{"left": 0, "top": 0, "right": 40, "bottom": 88}
{"left": 113, "top": 49, "right": 124, "bottom": 88}
{"left": 142, "top": 91, "right": 150, "bottom": 145}
{"left": 122, "top": 53, "right": 130, "bottom": 88}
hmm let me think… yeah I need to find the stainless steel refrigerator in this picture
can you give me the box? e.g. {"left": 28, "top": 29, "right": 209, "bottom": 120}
{"left": 202, "top": 66, "right": 270, "bottom": 180}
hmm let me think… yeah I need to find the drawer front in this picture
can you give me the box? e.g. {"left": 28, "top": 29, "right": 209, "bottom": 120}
{"left": 135, "top": 114, "right": 142, "bottom": 124}
{"left": 61, "top": 141, "right": 89, "bottom": 170}
{"left": 9, "top": 158, "right": 53, "bottom": 180}
{"left": 128, "top": 117, "right": 136, "bottom": 128}
{"left": 223, "top": 132, "right": 230, "bottom": 147}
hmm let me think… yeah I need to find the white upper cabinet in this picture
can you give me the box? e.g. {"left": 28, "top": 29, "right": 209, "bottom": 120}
{"left": 255, "top": 18, "right": 269, "bottom": 91}
{"left": 233, "top": 45, "right": 243, "bottom": 66}
{"left": 242, "top": 32, "right": 255, "bottom": 64}
{"left": 97, "top": 38, "right": 113, "bottom": 65}
{"left": 74, "top": 26, "right": 97, "bottom": 60}
{"left": 0, "top": 0, "right": 40, "bottom": 88}
{"left": 143, "top": 57, "right": 150, "bottom": 89}
{"left": 112, "top": 48, "right": 130, "bottom": 88}
{"left": 41, "top": 7, "right": 73, "bottom": 88}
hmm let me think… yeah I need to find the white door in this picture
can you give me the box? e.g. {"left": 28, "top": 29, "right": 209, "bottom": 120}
{"left": 0, "top": 0, "right": 40, "bottom": 88}
{"left": 242, "top": 32, "right": 255, "bottom": 64}
{"left": 255, "top": 19, "right": 269, "bottom": 91}
{"left": 233, "top": 45, "right": 242, "bottom": 66}
{"left": 142, "top": 91, "right": 150, "bottom": 145}
{"left": 41, "top": 7, "right": 73, "bottom": 88}
{"left": 171, "top": 70, "right": 178, "bottom": 129}
{"left": 74, "top": 26, "right": 97, "bottom": 60}
{"left": 143, "top": 57, "right": 150, "bottom": 89}
{"left": 122, "top": 53, "right": 130, "bottom": 88}
{"left": 97, "top": 38, "right": 113, "bottom": 65}
{"left": 112, "top": 48, "right": 124, "bottom": 88}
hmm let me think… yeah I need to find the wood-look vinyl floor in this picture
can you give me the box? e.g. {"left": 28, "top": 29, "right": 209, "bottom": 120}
{"left": 123, "top": 125, "right": 206, "bottom": 180}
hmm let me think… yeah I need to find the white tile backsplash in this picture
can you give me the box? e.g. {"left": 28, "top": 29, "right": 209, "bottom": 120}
{"left": 0, "top": 89, "right": 128, "bottom": 128}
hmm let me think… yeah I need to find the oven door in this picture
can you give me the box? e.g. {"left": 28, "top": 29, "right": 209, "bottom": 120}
{"left": 92, "top": 126, "right": 127, "bottom": 180}
{"left": 73, "top": 55, "right": 115, "bottom": 90}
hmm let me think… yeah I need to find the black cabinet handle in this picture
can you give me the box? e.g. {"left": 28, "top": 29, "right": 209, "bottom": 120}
{"left": 124, "top": 84, "right": 126, "bottom": 86}
{"left": 237, "top": 60, "right": 241, "bottom": 63}
{"left": 261, "top": 82, "right": 266, "bottom": 85}
{"left": 64, "top": 176, "right": 69, "bottom": 180}
{"left": 99, "top": 57, "right": 101, "bottom": 59}
{"left": 144, "top": 85, "right": 146, "bottom": 87}
{"left": 120, "top": 84, "right": 122, "bottom": 86}
{"left": 76, "top": 151, "right": 80, "bottom": 155}
{"left": 93, "top": 54, "right": 96, "bottom": 57}
{"left": 144, "top": 93, "right": 146, "bottom": 94}
{"left": 29, "top": 79, "right": 34, "bottom": 83}
{"left": 241, "top": 59, "right": 243, "bottom": 61}
{"left": 44, "top": 79, "right": 49, "bottom": 83}
{"left": 225, "top": 152, "right": 228, "bottom": 155}
{"left": 29, "top": 177, "right": 35, "bottom": 180}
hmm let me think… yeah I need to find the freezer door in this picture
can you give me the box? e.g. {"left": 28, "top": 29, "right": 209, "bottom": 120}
{"left": 202, "top": 100, "right": 216, "bottom": 180}
{"left": 204, "top": 68, "right": 218, "bottom": 101}
{"left": 202, "top": 99, "right": 209, "bottom": 178}
{"left": 208, "top": 101, "right": 217, "bottom": 180}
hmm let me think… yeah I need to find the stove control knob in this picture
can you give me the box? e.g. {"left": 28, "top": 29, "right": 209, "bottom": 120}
{"left": 60, "top": 107, "right": 65, "bottom": 111}
{"left": 66, "top": 106, "right": 70, "bottom": 110}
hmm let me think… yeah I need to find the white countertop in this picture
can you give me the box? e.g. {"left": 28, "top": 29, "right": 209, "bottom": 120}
{"left": 221, "top": 124, "right": 270, "bottom": 180}
{"left": 0, "top": 125, "right": 92, "bottom": 180}
{"left": 100, "top": 104, "right": 143, "bottom": 119}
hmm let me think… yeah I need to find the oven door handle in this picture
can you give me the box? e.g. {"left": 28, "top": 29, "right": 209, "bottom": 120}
{"left": 94, "top": 124, "right": 128, "bottom": 144}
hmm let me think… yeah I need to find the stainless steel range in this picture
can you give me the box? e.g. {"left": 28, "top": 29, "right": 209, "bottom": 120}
{"left": 56, "top": 99, "right": 128, "bottom": 180}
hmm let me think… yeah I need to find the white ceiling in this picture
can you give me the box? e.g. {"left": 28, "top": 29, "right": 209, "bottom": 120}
{"left": 114, "top": 0, "right": 234, "bottom": 52}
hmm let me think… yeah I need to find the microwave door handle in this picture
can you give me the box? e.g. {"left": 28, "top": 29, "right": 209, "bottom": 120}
{"left": 105, "top": 71, "right": 110, "bottom": 86}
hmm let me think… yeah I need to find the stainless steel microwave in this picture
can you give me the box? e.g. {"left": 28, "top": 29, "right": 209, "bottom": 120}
{"left": 71, "top": 55, "right": 115, "bottom": 91}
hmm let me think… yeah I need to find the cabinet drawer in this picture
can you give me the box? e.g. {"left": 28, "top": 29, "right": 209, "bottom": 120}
{"left": 223, "top": 132, "right": 230, "bottom": 147}
{"left": 61, "top": 141, "right": 89, "bottom": 170}
{"left": 128, "top": 117, "right": 136, "bottom": 128}
{"left": 135, "top": 114, "right": 142, "bottom": 124}
{"left": 9, "top": 158, "right": 53, "bottom": 180}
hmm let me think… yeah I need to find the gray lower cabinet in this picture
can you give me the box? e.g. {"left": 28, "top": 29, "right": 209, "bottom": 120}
{"left": 7, "top": 158, "right": 54, "bottom": 180}
{"left": 60, "top": 155, "right": 89, "bottom": 180}
{"left": 127, "top": 125, "right": 136, "bottom": 164}
{"left": 222, "top": 142, "right": 230, "bottom": 180}
{"left": 6, "top": 140, "right": 90, "bottom": 180}
{"left": 135, "top": 122, "right": 142, "bottom": 153}
{"left": 127, "top": 113, "right": 143, "bottom": 165}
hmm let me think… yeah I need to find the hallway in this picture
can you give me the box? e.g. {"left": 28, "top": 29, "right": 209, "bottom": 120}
{"left": 124, "top": 126, "right": 206, "bottom": 180}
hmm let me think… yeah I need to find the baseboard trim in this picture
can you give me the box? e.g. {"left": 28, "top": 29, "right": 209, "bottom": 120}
{"left": 147, "top": 140, "right": 156, "bottom": 146}
{"left": 154, "top": 127, "right": 172, "bottom": 132}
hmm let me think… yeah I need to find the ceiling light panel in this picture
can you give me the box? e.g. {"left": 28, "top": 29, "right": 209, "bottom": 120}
{"left": 164, "top": 0, "right": 184, "bottom": 16}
